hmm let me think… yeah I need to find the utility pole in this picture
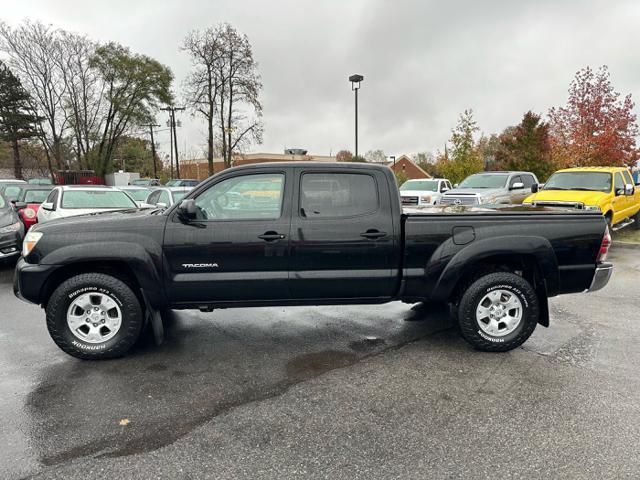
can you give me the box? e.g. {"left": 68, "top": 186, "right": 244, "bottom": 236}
{"left": 161, "top": 106, "right": 185, "bottom": 179}
{"left": 142, "top": 123, "right": 161, "bottom": 178}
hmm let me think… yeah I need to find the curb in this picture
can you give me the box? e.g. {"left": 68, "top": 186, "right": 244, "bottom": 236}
{"left": 611, "top": 241, "right": 640, "bottom": 251}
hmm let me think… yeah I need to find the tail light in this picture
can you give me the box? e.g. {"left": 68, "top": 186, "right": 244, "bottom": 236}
{"left": 597, "top": 226, "right": 611, "bottom": 263}
{"left": 22, "top": 208, "right": 37, "bottom": 219}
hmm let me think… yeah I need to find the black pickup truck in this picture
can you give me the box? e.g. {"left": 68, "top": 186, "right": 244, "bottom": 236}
{"left": 14, "top": 162, "right": 613, "bottom": 359}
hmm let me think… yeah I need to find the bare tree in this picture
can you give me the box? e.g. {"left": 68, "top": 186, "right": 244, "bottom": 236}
{"left": 0, "top": 21, "right": 68, "bottom": 171}
{"left": 216, "top": 24, "right": 263, "bottom": 168}
{"left": 182, "top": 28, "right": 224, "bottom": 175}
{"left": 56, "top": 31, "right": 105, "bottom": 169}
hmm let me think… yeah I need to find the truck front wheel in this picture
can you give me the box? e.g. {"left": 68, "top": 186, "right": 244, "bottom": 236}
{"left": 46, "top": 273, "right": 144, "bottom": 360}
{"left": 457, "top": 272, "right": 539, "bottom": 352}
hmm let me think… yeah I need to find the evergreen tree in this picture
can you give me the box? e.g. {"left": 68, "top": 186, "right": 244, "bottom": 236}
{"left": 0, "top": 61, "right": 41, "bottom": 179}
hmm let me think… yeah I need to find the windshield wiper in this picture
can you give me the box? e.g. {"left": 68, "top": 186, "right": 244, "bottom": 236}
{"left": 543, "top": 187, "right": 568, "bottom": 190}
{"left": 568, "top": 187, "right": 598, "bottom": 191}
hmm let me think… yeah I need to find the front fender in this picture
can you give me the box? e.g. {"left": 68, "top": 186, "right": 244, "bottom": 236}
{"left": 39, "top": 240, "right": 165, "bottom": 309}
{"left": 429, "top": 235, "right": 559, "bottom": 302}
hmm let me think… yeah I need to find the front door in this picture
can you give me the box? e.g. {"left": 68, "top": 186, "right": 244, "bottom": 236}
{"left": 289, "top": 168, "right": 399, "bottom": 300}
{"left": 163, "top": 169, "right": 292, "bottom": 304}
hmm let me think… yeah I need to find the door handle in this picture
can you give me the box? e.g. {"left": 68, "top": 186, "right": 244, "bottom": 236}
{"left": 258, "top": 231, "right": 286, "bottom": 241}
{"left": 360, "top": 229, "right": 387, "bottom": 239}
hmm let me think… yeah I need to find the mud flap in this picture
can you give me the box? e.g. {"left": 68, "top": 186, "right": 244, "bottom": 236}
{"left": 141, "top": 291, "right": 164, "bottom": 346}
{"left": 536, "top": 285, "right": 550, "bottom": 327}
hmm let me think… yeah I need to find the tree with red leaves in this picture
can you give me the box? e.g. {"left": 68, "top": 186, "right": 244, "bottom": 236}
{"left": 548, "top": 66, "right": 639, "bottom": 168}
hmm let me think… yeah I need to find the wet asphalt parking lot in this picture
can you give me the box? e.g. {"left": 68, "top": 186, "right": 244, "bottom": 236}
{"left": 1, "top": 248, "right": 639, "bottom": 479}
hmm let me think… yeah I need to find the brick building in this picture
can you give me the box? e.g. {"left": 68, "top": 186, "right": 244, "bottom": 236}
{"left": 179, "top": 152, "right": 336, "bottom": 180}
{"left": 385, "top": 155, "right": 432, "bottom": 180}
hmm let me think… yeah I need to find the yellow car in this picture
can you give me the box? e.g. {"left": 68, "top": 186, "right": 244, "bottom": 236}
{"left": 523, "top": 167, "right": 640, "bottom": 230}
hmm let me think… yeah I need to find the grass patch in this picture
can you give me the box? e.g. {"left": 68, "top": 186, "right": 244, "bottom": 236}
{"left": 613, "top": 226, "right": 640, "bottom": 244}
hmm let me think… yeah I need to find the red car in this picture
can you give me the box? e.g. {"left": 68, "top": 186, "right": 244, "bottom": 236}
{"left": 13, "top": 185, "right": 54, "bottom": 230}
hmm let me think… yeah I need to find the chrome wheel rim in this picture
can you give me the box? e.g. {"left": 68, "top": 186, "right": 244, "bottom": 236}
{"left": 66, "top": 293, "right": 122, "bottom": 344}
{"left": 476, "top": 289, "right": 523, "bottom": 337}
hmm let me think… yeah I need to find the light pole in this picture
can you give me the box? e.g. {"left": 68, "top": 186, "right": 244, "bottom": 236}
{"left": 349, "top": 74, "right": 364, "bottom": 158}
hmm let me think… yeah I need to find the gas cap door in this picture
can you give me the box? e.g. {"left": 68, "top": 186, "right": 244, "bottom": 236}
{"left": 452, "top": 226, "right": 475, "bottom": 245}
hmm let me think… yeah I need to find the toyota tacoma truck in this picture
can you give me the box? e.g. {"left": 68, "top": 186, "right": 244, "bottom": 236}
{"left": 14, "top": 162, "right": 613, "bottom": 360}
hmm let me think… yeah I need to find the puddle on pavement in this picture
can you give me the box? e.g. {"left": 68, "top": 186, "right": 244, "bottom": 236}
{"left": 286, "top": 350, "right": 358, "bottom": 381}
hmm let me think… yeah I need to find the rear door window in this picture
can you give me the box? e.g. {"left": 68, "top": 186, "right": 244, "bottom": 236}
{"left": 300, "top": 173, "right": 378, "bottom": 218}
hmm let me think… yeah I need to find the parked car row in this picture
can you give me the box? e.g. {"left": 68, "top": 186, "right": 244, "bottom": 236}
{"left": 0, "top": 180, "right": 196, "bottom": 263}
{"left": 400, "top": 166, "right": 640, "bottom": 231}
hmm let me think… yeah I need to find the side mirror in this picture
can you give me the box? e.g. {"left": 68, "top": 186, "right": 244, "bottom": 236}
{"left": 531, "top": 183, "right": 539, "bottom": 193}
{"left": 625, "top": 184, "right": 634, "bottom": 196}
{"left": 453, "top": 183, "right": 459, "bottom": 188}
{"left": 177, "top": 199, "right": 197, "bottom": 220}
{"left": 155, "top": 202, "right": 168, "bottom": 209}
{"left": 510, "top": 182, "right": 524, "bottom": 190}
{"left": 41, "top": 202, "right": 54, "bottom": 211}
{"left": 14, "top": 201, "right": 27, "bottom": 209}
{"left": 441, "top": 187, "right": 449, "bottom": 193}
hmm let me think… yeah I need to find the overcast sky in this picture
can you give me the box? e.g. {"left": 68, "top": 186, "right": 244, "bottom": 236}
{"left": 4, "top": 0, "right": 640, "bottom": 160}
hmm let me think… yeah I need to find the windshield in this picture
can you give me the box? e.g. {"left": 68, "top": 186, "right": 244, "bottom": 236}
{"left": 165, "top": 180, "right": 179, "bottom": 186}
{"left": 458, "top": 174, "right": 509, "bottom": 189}
{"left": 172, "top": 191, "right": 188, "bottom": 203}
{"left": 2, "top": 185, "right": 22, "bottom": 201}
{"left": 61, "top": 190, "right": 137, "bottom": 209}
{"left": 23, "top": 189, "right": 52, "bottom": 203}
{"left": 131, "top": 179, "right": 151, "bottom": 186}
{"left": 124, "top": 189, "right": 151, "bottom": 201}
{"left": 400, "top": 180, "right": 439, "bottom": 192}
{"left": 543, "top": 172, "right": 612, "bottom": 193}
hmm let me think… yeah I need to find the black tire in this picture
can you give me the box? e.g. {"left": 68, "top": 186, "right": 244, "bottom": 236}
{"left": 457, "top": 272, "right": 539, "bottom": 352}
{"left": 633, "top": 210, "right": 640, "bottom": 230}
{"left": 604, "top": 212, "right": 613, "bottom": 229}
{"left": 46, "top": 273, "right": 144, "bottom": 360}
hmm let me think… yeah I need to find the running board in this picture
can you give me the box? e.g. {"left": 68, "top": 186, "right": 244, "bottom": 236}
{"left": 612, "top": 218, "right": 635, "bottom": 232}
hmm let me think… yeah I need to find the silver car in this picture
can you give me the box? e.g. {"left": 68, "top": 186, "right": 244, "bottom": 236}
{"left": 439, "top": 171, "right": 539, "bottom": 206}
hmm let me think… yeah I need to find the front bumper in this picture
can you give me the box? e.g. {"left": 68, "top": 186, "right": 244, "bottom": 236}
{"left": 587, "top": 263, "right": 613, "bottom": 292}
{"left": 13, "top": 258, "right": 59, "bottom": 305}
{"left": 0, "top": 227, "right": 23, "bottom": 260}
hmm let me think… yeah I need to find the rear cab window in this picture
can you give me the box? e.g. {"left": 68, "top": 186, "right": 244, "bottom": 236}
{"left": 299, "top": 172, "right": 378, "bottom": 218}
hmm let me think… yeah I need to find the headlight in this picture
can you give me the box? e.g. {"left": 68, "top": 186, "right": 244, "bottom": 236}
{"left": 22, "top": 231, "right": 43, "bottom": 257}
{"left": 420, "top": 196, "right": 432, "bottom": 204}
{"left": 584, "top": 205, "right": 601, "bottom": 212}
{"left": 522, "top": 202, "right": 533, "bottom": 206}
{"left": 481, "top": 195, "right": 497, "bottom": 204}
{"left": 0, "top": 221, "right": 21, "bottom": 234}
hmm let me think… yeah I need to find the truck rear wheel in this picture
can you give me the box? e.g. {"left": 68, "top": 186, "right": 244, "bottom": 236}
{"left": 46, "top": 273, "right": 144, "bottom": 360}
{"left": 457, "top": 272, "right": 539, "bottom": 352}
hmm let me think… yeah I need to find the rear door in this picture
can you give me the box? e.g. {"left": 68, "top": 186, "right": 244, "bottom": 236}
{"left": 289, "top": 168, "right": 399, "bottom": 300}
{"left": 163, "top": 168, "right": 293, "bottom": 304}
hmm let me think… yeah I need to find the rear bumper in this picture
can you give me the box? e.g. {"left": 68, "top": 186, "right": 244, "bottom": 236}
{"left": 587, "top": 263, "right": 613, "bottom": 292}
